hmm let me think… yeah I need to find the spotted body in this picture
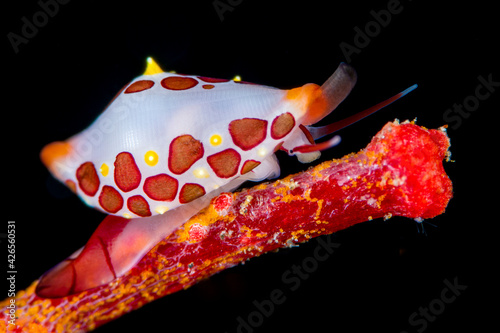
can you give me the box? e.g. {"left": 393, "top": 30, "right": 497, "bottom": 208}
{"left": 42, "top": 58, "right": 347, "bottom": 218}
{"left": 39, "top": 58, "right": 418, "bottom": 297}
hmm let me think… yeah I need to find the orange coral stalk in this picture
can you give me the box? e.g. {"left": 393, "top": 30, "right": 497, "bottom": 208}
{"left": 0, "top": 121, "right": 452, "bottom": 332}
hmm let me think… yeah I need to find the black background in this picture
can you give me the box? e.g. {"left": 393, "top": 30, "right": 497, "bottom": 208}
{"left": 4, "top": 0, "right": 498, "bottom": 332}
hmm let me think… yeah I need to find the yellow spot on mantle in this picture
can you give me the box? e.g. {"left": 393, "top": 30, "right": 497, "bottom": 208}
{"left": 144, "top": 150, "right": 159, "bottom": 166}
{"left": 210, "top": 134, "right": 223, "bottom": 146}
{"left": 257, "top": 147, "right": 267, "bottom": 157}
{"left": 155, "top": 206, "right": 169, "bottom": 214}
{"left": 193, "top": 167, "right": 210, "bottom": 179}
{"left": 100, "top": 163, "right": 109, "bottom": 177}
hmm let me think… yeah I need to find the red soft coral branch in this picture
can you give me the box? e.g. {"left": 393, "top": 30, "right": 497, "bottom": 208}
{"left": 1, "top": 121, "right": 452, "bottom": 333}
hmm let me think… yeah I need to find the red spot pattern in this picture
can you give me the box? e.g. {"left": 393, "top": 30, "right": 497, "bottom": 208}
{"left": 161, "top": 76, "right": 198, "bottom": 90}
{"left": 169, "top": 135, "right": 204, "bottom": 175}
{"left": 197, "top": 76, "right": 230, "bottom": 83}
{"left": 114, "top": 152, "right": 141, "bottom": 192}
{"left": 271, "top": 112, "right": 295, "bottom": 139}
{"left": 179, "top": 183, "right": 206, "bottom": 204}
{"left": 99, "top": 185, "right": 123, "bottom": 213}
{"left": 207, "top": 148, "right": 241, "bottom": 178}
{"left": 229, "top": 118, "right": 268, "bottom": 151}
{"left": 127, "top": 195, "right": 152, "bottom": 217}
{"left": 202, "top": 84, "right": 215, "bottom": 89}
{"left": 124, "top": 80, "right": 155, "bottom": 94}
{"left": 76, "top": 162, "right": 100, "bottom": 196}
{"left": 241, "top": 160, "right": 261, "bottom": 174}
{"left": 143, "top": 174, "right": 178, "bottom": 201}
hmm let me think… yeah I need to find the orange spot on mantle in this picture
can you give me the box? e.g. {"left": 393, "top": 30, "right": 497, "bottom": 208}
{"left": 161, "top": 76, "right": 198, "bottom": 90}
